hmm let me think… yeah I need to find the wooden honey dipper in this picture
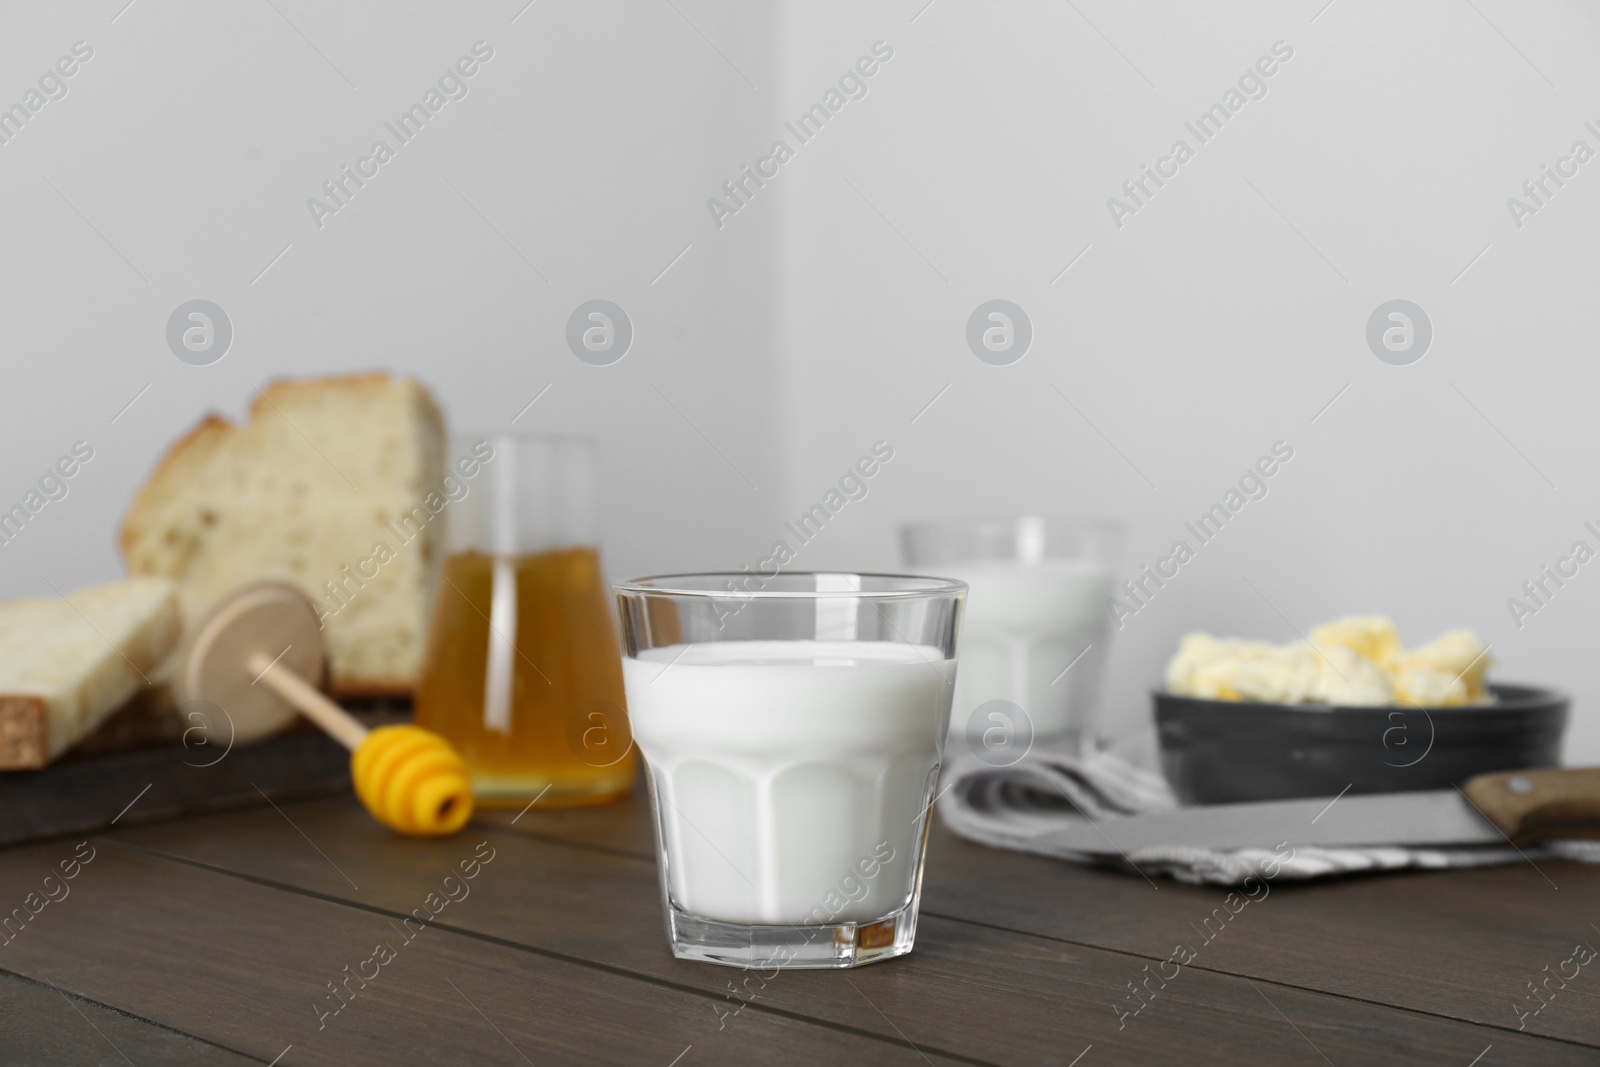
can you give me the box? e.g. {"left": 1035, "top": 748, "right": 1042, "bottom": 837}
{"left": 174, "top": 581, "right": 473, "bottom": 836}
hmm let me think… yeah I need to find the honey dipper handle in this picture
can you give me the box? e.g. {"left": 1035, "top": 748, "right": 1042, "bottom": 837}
{"left": 247, "top": 653, "right": 370, "bottom": 751}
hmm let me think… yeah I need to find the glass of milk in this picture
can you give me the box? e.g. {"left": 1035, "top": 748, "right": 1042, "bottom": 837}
{"left": 614, "top": 572, "right": 964, "bottom": 969}
{"left": 901, "top": 516, "right": 1121, "bottom": 756}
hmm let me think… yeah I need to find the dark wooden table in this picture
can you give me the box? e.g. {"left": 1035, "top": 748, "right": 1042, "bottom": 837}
{"left": 2, "top": 785, "right": 1597, "bottom": 1065}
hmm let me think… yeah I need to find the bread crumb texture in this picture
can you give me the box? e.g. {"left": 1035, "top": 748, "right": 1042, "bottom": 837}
{"left": 120, "top": 374, "right": 445, "bottom": 696}
{"left": 0, "top": 575, "right": 180, "bottom": 766}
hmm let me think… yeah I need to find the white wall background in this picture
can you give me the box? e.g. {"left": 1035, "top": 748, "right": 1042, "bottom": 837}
{"left": 3, "top": 0, "right": 1598, "bottom": 764}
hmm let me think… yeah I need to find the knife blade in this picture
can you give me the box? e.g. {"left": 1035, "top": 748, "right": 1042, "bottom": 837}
{"left": 1033, "top": 767, "right": 1600, "bottom": 855}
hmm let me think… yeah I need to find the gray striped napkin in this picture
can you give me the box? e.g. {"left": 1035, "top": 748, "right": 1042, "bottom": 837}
{"left": 935, "top": 749, "right": 1600, "bottom": 886}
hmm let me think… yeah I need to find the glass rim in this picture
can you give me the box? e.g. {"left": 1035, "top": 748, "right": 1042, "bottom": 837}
{"left": 613, "top": 571, "right": 968, "bottom": 600}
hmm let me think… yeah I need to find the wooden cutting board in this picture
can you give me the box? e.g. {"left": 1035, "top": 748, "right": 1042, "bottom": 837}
{"left": 0, "top": 700, "right": 406, "bottom": 848}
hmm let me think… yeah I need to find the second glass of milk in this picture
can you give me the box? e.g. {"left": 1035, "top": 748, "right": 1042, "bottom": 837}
{"left": 615, "top": 572, "right": 964, "bottom": 970}
{"left": 902, "top": 516, "right": 1121, "bottom": 755}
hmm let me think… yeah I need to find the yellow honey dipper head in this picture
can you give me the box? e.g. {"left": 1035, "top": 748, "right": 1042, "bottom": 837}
{"left": 351, "top": 725, "right": 474, "bottom": 837}
{"left": 174, "top": 582, "right": 476, "bottom": 838}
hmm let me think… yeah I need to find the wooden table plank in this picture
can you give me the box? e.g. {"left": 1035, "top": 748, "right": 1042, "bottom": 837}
{"left": 918, "top": 823, "right": 1600, "bottom": 1048}
{"left": 0, "top": 836, "right": 963, "bottom": 1066}
{"left": 476, "top": 789, "right": 1600, "bottom": 1049}
{"left": 107, "top": 796, "right": 1600, "bottom": 1066}
{"left": 0, "top": 970, "right": 261, "bottom": 1065}
{"left": 0, "top": 708, "right": 405, "bottom": 849}
{"left": 474, "top": 789, "right": 656, "bottom": 855}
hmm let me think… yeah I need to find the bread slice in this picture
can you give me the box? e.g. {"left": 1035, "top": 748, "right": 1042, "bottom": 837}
{"left": 0, "top": 576, "right": 181, "bottom": 768}
{"left": 120, "top": 374, "right": 446, "bottom": 697}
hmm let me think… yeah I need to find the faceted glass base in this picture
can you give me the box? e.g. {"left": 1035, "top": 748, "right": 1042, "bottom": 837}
{"left": 664, "top": 897, "right": 920, "bottom": 969}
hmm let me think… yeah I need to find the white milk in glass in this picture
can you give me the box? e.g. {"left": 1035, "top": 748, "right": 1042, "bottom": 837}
{"left": 941, "top": 560, "right": 1114, "bottom": 746}
{"left": 625, "top": 640, "right": 953, "bottom": 926}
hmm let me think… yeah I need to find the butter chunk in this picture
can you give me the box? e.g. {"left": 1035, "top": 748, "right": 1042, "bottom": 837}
{"left": 1310, "top": 615, "right": 1403, "bottom": 667}
{"left": 1165, "top": 618, "right": 1492, "bottom": 707}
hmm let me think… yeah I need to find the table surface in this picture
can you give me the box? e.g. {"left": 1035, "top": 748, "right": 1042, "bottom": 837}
{"left": 2, "top": 785, "right": 1597, "bottom": 1066}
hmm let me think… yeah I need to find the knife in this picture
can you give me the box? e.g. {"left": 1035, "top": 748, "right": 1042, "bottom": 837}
{"left": 1036, "top": 767, "right": 1600, "bottom": 854}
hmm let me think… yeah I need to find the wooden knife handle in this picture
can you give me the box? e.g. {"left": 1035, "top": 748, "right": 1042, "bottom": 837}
{"left": 1461, "top": 768, "right": 1600, "bottom": 844}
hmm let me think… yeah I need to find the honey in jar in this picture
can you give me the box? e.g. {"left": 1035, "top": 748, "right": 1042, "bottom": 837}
{"left": 412, "top": 435, "right": 630, "bottom": 809}
{"left": 414, "top": 436, "right": 634, "bottom": 807}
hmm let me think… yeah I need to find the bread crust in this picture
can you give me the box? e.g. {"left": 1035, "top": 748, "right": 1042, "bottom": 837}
{"left": 248, "top": 371, "right": 429, "bottom": 420}
{"left": 118, "top": 372, "right": 445, "bottom": 558}
{"left": 117, "top": 414, "right": 231, "bottom": 561}
{"left": 0, "top": 694, "right": 48, "bottom": 770}
{"left": 119, "top": 372, "right": 444, "bottom": 697}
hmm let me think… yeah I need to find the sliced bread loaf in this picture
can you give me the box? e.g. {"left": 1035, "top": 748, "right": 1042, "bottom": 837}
{"left": 0, "top": 576, "right": 181, "bottom": 768}
{"left": 120, "top": 374, "right": 445, "bottom": 696}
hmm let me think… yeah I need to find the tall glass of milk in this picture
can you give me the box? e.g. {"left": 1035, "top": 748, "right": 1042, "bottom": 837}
{"left": 615, "top": 572, "right": 964, "bottom": 970}
{"left": 901, "top": 517, "right": 1121, "bottom": 755}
